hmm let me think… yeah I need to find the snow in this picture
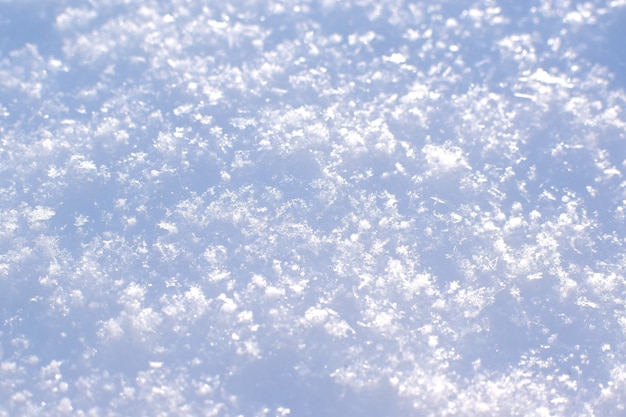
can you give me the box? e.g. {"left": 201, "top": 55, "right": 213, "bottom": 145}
{"left": 1, "top": 0, "right": 626, "bottom": 415}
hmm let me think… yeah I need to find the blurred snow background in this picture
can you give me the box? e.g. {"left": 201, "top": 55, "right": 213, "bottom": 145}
{"left": 1, "top": 0, "right": 626, "bottom": 415}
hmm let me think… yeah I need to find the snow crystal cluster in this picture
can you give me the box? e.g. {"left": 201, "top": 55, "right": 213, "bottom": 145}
{"left": 1, "top": 0, "right": 626, "bottom": 415}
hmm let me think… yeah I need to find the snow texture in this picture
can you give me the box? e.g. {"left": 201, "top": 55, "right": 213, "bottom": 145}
{"left": 1, "top": 0, "right": 626, "bottom": 416}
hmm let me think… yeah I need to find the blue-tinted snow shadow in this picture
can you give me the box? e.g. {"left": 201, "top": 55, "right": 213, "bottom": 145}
{"left": 240, "top": 150, "right": 322, "bottom": 201}
{"left": 577, "top": 7, "right": 626, "bottom": 90}
{"left": 0, "top": 2, "right": 61, "bottom": 56}
{"left": 453, "top": 282, "right": 613, "bottom": 390}
{"left": 225, "top": 348, "right": 408, "bottom": 417}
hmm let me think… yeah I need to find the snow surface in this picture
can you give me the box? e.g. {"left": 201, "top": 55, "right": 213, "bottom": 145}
{"left": 1, "top": 0, "right": 626, "bottom": 416}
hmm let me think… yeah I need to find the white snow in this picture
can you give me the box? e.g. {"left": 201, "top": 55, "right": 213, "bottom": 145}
{"left": 2, "top": 0, "right": 626, "bottom": 415}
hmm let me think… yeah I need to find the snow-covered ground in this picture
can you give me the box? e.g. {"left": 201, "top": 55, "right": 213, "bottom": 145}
{"left": 1, "top": 1, "right": 626, "bottom": 415}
